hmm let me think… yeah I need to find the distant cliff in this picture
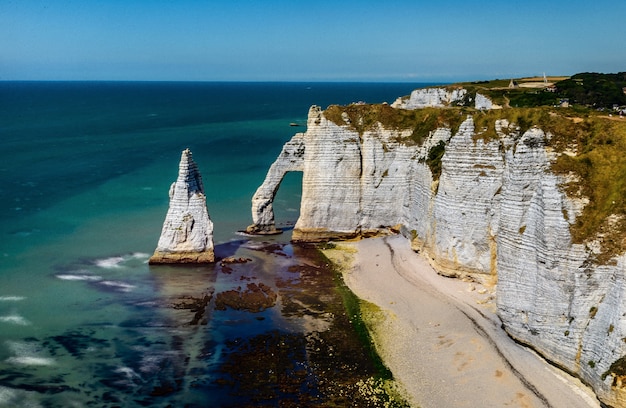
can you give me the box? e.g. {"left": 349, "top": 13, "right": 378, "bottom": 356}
{"left": 248, "top": 87, "right": 626, "bottom": 407}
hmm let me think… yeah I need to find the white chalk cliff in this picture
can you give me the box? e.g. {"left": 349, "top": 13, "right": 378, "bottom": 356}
{"left": 391, "top": 87, "right": 467, "bottom": 109}
{"left": 248, "top": 91, "right": 626, "bottom": 407}
{"left": 150, "top": 148, "right": 215, "bottom": 264}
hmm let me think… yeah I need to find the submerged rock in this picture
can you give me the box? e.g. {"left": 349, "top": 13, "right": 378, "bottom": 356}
{"left": 149, "top": 149, "right": 215, "bottom": 264}
{"left": 214, "top": 283, "right": 277, "bottom": 313}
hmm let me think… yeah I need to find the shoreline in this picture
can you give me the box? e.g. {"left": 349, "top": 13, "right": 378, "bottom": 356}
{"left": 323, "top": 235, "right": 601, "bottom": 408}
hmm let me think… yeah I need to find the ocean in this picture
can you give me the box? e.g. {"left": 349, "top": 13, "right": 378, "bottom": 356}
{"left": 0, "top": 81, "right": 429, "bottom": 407}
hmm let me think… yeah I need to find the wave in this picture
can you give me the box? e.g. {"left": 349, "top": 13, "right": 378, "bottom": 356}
{"left": 93, "top": 253, "right": 150, "bottom": 269}
{"left": 0, "top": 314, "right": 30, "bottom": 326}
{"left": 0, "top": 296, "right": 25, "bottom": 302}
{"left": 0, "top": 386, "right": 18, "bottom": 406}
{"left": 56, "top": 271, "right": 135, "bottom": 293}
{"left": 241, "top": 241, "right": 266, "bottom": 250}
{"left": 138, "top": 354, "right": 162, "bottom": 373}
{"left": 5, "top": 341, "right": 54, "bottom": 366}
{"left": 99, "top": 280, "right": 135, "bottom": 292}
{"left": 56, "top": 273, "right": 102, "bottom": 281}
{"left": 0, "top": 386, "right": 42, "bottom": 408}
{"left": 5, "top": 356, "right": 55, "bottom": 366}
{"left": 115, "top": 366, "right": 142, "bottom": 379}
{"left": 0, "top": 385, "right": 44, "bottom": 408}
{"left": 94, "top": 256, "right": 126, "bottom": 269}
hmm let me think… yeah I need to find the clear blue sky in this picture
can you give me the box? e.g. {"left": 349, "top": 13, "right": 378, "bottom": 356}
{"left": 1, "top": 0, "right": 624, "bottom": 82}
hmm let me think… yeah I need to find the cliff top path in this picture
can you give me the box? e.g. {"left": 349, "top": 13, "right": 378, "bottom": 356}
{"left": 325, "top": 235, "right": 602, "bottom": 408}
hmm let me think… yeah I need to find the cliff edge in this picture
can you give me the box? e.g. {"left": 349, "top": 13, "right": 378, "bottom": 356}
{"left": 248, "top": 86, "right": 626, "bottom": 407}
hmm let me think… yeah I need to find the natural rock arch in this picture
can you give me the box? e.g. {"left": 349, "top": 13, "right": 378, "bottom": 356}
{"left": 246, "top": 133, "right": 305, "bottom": 235}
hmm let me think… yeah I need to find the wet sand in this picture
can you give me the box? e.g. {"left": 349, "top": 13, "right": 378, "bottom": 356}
{"left": 325, "top": 235, "right": 602, "bottom": 408}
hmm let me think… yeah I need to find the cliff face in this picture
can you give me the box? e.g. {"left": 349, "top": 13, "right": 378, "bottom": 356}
{"left": 150, "top": 149, "right": 215, "bottom": 264}
{"left": 248, "top": 98, "right": 626, "bottom": 406}
{"left": 391, "top": 87, "right": 466, "bottom": 109}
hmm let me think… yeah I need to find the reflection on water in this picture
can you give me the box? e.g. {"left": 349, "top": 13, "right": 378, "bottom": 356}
{"left": 0, "top": 238, "right": 392, "bottom": 407}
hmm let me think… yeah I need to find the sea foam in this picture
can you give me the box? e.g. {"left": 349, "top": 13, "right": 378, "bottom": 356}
{"left": 99, "top": 280, "right": 135, "bottom": 292}
{"left": 0, "top": 296, "right": 25, "bottom": 302}
{"left": 5, "top": 341, "right": 54, "bottom": 366}
{"left": 115, "top": 366, "right": 142, "bottom": 379}
{"left": 5, "top": 356, "right": 55, "bottom": 366}
{"left": 0, "top": 386, "right": 17, "bottom": 406}
{"left": 0, "top": 385, "right": 43, "bottom": 408}
{"left": 94, "top": 256, "right": 125, "bottom": 269}
{"left": 56, "top": 273, "right": 102, "bottom": 281}
{"left": 0, "top": 314, "right": 30, "bottom": 326}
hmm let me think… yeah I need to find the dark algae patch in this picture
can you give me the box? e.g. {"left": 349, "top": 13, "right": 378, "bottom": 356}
{"left": 213, "top": 243, "right": 409, "bottom": 407}
{"left": 326, "top": 250, "right": 393, "bottom": 381}
{"left": 214, "top": 282, "right": 277, "bottom": 313}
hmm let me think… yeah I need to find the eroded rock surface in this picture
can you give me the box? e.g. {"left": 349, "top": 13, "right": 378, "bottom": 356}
{"left": 391, "top": 87, "right": 467, "bottom": 109}
{"left": 149, "top": 149, "right": 215, "bottom": 264}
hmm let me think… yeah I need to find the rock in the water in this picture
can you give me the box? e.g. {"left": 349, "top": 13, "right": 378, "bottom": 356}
{"left": 149, "top": 149, "right": 215, "bottom": 264}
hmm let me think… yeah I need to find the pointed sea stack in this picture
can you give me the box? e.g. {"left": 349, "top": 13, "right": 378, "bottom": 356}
{"left": 149, "top": 149, "right": 215, "bottom": 264}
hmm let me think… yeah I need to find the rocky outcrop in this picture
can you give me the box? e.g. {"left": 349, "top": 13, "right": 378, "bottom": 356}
{"left": 390, "top": 87, "right": 498, "bottom": 111}
{"left": 248, "top": 92, "right": 626, "bottom": 406}
{"left": 149, "top": 149, "right": 214, "bottom": 264}
{"left": 391, "top": 87, "right": 466, "bottom": 109}
{"left": 474, "top": 92, "right": 493, "bottom": 110}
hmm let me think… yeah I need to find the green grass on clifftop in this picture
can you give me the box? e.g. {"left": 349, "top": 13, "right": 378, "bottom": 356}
{"left": 550, "top": 116, "right": 626, "bottom": 263}
{"left": 323, "top": 104, "right": 466, "bottom": 143}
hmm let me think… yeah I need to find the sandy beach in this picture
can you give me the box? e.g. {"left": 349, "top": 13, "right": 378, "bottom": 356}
{"left": 324, "top": 235, "right": 602, "bottom": 408}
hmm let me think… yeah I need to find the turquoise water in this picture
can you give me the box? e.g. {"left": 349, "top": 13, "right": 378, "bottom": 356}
{"left": 0, "top": 82, "right": 427, "bottom": 406}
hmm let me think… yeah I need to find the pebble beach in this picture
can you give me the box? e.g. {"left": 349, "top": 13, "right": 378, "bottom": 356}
{"left": 324, "top": 234, "right": 602, "bottom": 408}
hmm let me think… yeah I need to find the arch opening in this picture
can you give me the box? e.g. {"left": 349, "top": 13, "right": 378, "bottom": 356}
{"left": 272, "top": 171, "right": 303, "bottom": 233}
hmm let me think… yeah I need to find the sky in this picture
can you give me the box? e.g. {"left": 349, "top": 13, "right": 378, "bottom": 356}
{"left": 1, "top": 0, "right": 624, "bottom": 82}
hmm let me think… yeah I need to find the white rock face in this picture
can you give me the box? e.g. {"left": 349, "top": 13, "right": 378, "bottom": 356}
{"left": 248, "top": 106, "right": 436, "bottom": 241}
{"left": 249, "top": 101, "right": 626, "bottom": 406}
{"left": 429, "top": 118, "right": 504, "bottom": 277}
{"left": 391, "top": 87, "right": 467, "bottom": 109}
{"left": 474, "top": 92, "right": 493, "bottom": 110}
{"left": 496, "top": 128, "right": 626, "bottom": 407}
{"left": 149, "top": 149, "right": 214, "bottom": 264}
{"left": 294, "top": 106, "right": 364, "bottom": 240}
